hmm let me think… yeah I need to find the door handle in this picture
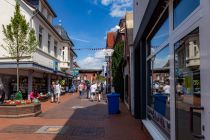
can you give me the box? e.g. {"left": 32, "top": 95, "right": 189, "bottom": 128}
{"left": 190, "top": 106, "right": 204, "bottom": 139}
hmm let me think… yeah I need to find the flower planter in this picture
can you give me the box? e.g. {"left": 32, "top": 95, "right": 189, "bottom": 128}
{"left": 0, "top": 103, "right": 41, "bottom": 118}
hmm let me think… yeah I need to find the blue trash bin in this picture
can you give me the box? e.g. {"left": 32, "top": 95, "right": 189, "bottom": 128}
{"left": 107, "top": 93, "right": 120, "bottom": 114}
{"left": 154, "top": 94, "right": 167, "bottom": 116}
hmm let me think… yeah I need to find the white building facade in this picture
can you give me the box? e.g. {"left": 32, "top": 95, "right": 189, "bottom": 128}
{"left": 0, "top": 0, "right": 76, "bottom": 99}
{"left": 133, "top": 0, "right": 210, "bottom": 140}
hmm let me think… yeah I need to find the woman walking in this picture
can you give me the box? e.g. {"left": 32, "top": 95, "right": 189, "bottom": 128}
{"left": 55, "top": 81, "right": 61, "bottom": 103}
{"left": 50, "top": 81, "right": 56, "bottom": 103}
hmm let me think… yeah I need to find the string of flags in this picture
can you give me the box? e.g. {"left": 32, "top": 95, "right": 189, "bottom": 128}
{"left": 72, "top": 48, "right": 105, "bottom": 51}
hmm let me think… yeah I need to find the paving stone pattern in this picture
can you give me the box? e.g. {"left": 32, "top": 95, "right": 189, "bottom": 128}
{"left": 0, "top": 94, "right": 152, "bottom": 140}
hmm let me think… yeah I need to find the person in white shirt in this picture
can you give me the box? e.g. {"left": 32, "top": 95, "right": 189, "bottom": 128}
{"left": 163, "top": 80, "right": 170, "bottom": 102}
{"left": 90, "top": 82, "right": 97, "bottom": 101}
{"left": 55, "top": 80, "right": 61, "bottom": 103}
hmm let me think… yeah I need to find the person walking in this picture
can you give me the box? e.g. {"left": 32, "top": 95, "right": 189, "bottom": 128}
{"left": 90, "top": 82, "right": 97, "bottom": 101}
{"left": 78, "top": 82, "right": 84, "bottom": 98}
{"left": 86, "top": 83, "right": 91, "bottom": 99}
{"left": 163, "top": 80, "right": 170, "bottom": 103}
{"left": 0, "top": 79, "right": 5, "bottom": 104}
{"left": 55, "top": 81, "right": 61, "bottom": 103}
{"left": 50, "top": 81, "right": 56, "bottom": 103}
{"left": 96, "top": 82, "right": 103, "bottom": 102}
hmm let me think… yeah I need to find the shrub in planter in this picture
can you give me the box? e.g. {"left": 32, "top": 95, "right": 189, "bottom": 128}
{"left": 15, "top": 91, "right": 23, "bottom": 100}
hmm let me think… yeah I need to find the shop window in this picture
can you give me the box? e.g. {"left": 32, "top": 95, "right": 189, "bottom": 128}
{"left": 147, "top": 45, "right": 170, "bottom": 136}
{"left": 174, "top": 29, "right": 201, "bottom": 140}
{"left": 173, "top": 0, "right": 200, "bottom": 29}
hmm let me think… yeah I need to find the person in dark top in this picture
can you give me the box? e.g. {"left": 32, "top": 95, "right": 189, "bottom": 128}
{"left": 0, "top": 85, "right": 5, "bottom": 104}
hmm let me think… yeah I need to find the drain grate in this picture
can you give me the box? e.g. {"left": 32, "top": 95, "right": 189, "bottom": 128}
{"left": 0, "top": 125, "right": 42, "bottom": 134}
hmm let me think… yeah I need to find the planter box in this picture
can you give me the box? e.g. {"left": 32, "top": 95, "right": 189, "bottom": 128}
{"left": 0, "top": 103, "right": 41, "bottom": 118}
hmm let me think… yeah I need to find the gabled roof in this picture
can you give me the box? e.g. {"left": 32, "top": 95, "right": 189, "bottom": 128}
{"left": 70, "top": 47, "right": 77, "bottom": 57}
{"left": 54, "top": 25, "right": 74, "bottom": 46}
{"left": 24, "top": 0, "right": 57, "bottom": 17}
{"left": 42, "top": 0, "right": 57, "bottom": 17}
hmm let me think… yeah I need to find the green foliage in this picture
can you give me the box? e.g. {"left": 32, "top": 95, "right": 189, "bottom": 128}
{"left": 15, "top": 91, "right": 23, "bottom": 100}
{"left": 2, "top": 3, "right": 38, "bottom": 59}
{"left": 112, "top": 41, "right": 124, "bottom": 78}
{"left": 112, "top": 41, "right": 124, "bottom": 96}
{"left": 96, "top": 75, "right": 106, "bottom": 82}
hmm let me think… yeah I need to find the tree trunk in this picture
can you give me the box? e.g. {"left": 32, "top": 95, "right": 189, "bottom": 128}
{"left": 17, "top": 59, "right": 19, "bottom": 92}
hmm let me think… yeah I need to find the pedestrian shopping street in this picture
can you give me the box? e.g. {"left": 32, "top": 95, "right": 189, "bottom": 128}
{"left": 0, "top": 93, "right": 151, "bottom": 140}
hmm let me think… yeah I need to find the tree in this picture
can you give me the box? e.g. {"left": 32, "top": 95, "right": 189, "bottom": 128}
{"left": 112, "top": 41, "right": 124, "bottom": 99}
{"left": 1, "top": 2, "right": 38, "bottom": 92}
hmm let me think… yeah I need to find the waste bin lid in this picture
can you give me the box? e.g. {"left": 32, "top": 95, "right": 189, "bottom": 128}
{"left": 107, "top": 93, "right": 120, "bottom": 97}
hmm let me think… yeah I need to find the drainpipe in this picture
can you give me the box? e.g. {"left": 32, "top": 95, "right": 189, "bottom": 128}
{"left": 30, "top": 9, "right": 39, "bottom": 29}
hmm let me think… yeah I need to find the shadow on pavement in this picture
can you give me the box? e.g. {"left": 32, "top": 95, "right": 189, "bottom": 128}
{"left": 53, "top": 100, "right": 108, "bottom": 140}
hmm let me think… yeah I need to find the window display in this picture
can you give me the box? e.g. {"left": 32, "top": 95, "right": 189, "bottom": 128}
{"left": 174, "top": 29, "right": 201, "bottom": 140}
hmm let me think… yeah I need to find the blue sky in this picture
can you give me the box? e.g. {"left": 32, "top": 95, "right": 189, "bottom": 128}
{"left": 47, "top": 0, "right": 133, "bottom": 69}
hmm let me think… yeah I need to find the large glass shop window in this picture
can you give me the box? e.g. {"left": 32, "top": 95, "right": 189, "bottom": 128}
{"left": 173, "top": 0, "right": 200, "bottom": 29}
{"left": 175, "top": 29, "right": 201, "bottom": 140}
{"left": 147, "top": 11, "right": 170, "bottom": 137}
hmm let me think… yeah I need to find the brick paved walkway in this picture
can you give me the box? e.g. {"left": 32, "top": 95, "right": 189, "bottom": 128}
{"left": 0, "top": 93, "right": 152, "bottom": 140}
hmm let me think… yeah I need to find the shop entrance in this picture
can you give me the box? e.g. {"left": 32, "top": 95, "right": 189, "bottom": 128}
{"left": 175, "top": 29, "right": 204, "bottom": 139}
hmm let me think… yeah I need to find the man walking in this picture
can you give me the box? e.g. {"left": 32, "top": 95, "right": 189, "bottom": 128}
{"left": 55, "top": 81, "right": 61, "bottom": 103}
{"left": 90, "top": 82, "right": 97, "bottom": 101}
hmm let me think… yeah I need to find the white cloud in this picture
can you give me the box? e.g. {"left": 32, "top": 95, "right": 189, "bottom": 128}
{"left": 101, "top": 0, "right": 111, "bottom": 5}
{"left": 109, "top": 25, "right": 119, "bottom": 32}
{"left": 77, "top": 50, "right": 105, "bottom": 69}
{"left": 95, "top": 49, "right": 106, "bottom": 59}
{"left": 153, "top": 55, "right": 170, "bottom": 69}
{"left": 103, "top": 25, "right": 117, "bottom": 40}
{"left": 70, "top": 37, "right": 90, "bottom": 43}
{"left": 100, "top": 0, "right": 133, "bottom": 17}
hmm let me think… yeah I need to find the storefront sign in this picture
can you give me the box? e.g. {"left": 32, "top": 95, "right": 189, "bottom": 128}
{"left": 71, "top": 68, "right": 79, "bottom": 76}
{"left": 147, "top": 106, "right": 170, "bottom": 136}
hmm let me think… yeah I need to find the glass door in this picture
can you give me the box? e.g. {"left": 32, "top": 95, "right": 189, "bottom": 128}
{"left": 175, "top": 29, "right": 204, "bottom": 140}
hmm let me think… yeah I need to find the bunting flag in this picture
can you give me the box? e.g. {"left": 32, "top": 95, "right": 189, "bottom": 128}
{"left": 72, "top": 48, "right": 105, "bottom": 51}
